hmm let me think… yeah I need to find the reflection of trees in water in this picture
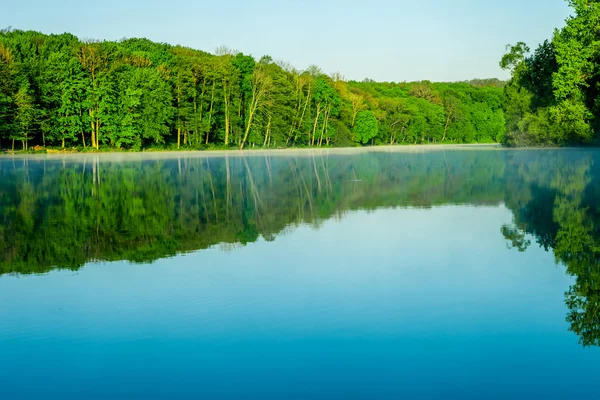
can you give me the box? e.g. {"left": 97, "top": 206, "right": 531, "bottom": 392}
{"left": 501, "top": 150, "right": 600, "bottom": 347}
{"left": 3, "top": 149, "right": 600, "bottom": 347}
{"left": 0, "top": 151, "right": 506, "bottom": 275}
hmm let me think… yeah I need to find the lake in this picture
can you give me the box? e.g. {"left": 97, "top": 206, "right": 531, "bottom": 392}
{"left": 1, "top": 147, "right": 599, "bottom": 399}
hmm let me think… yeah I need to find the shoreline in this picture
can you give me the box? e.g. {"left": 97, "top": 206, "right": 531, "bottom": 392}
{"left": 3, "top": 143, "right": 595, "bottom": 162}
{"left": 2, "top": 143, "right": 505, "bottom": 161}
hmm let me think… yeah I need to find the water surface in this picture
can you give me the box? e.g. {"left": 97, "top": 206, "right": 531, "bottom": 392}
{"left": 1, "top": 148, "right": 599, "bottom": 399}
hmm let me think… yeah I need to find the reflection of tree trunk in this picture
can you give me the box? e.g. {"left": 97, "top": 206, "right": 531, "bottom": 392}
{"left": 225, "top": 155, "right": 231, "bottom": 220}
{"left": 443, "top": 150, "right": 453, "bottom": 187}
{"left": 312, "top": 155, "right": 322, "bottom": 193}
{"left": 95, "top": 156, "right": 101, "bottom": 187}
{"left": 82, "top": 158, "right": 86, "bottom": 200}
{"left": 206, "top": 158, "right": 219, "bottom": 222}
{"left": 195, "top": 183, "right": 200, "bottom": 223}
{"left": 298, "top": 166, "right": 314, "bottom": 220}
{"left": 288, "top": 160, "right": 305, "bottom": 218}
{"left": 265, "top": 155, "right": 273, "bottom": 184}
{"left": 25, "top": 159, "right": 29, "bottom": 182}
{"left": 291, "top": 159, "right": 313, "bottom": 219}
{"left": 95, "top": 158, "right": 100, "bottom": 237}
{"left": 320, "top": 154, "right": 332, "bottom": 193}
{"left": 200, "top": 177, "right": 209, "bottom": 223}
{"left": 92, "top": 156, "right": 99, "bottom": 198}
{"left": 243, "top": 158, "right": 262, "bottom": 213}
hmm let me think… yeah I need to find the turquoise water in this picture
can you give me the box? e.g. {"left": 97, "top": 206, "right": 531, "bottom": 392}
{"left": 1, "top": 148, "right": 599, "bottom": 399}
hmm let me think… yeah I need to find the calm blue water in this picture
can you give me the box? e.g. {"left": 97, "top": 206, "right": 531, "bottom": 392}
{"left": 1, "top": 148, "right": 599, "bottom": 399}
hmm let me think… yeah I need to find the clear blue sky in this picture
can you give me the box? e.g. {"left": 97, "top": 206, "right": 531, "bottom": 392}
{"left": 1, "top": 0, "right": 571, "bottom": 82}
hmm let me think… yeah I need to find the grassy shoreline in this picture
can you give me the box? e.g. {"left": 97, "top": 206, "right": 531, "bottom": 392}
{"left": 1, "top": 143, "right": 504, "bottom": 159}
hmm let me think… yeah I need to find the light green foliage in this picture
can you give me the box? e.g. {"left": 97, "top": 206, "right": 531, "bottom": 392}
{"left": 346, "top": 80, "right": 505, "bottom": 145}
{"left": 353, "top": 111, "right": 379, "bottom": 144}
{"left": 0, "top": 28, "right": 505, "bottom": 150}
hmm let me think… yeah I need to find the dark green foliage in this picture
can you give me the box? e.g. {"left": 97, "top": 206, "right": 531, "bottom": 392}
{"left": 501, "top": 0, "right": 600, "bottom": 146}
{"left": 0, "top": 29, "right": 506, "bottom": 151}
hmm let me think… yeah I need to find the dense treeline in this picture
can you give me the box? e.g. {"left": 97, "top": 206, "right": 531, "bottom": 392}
{"left": 0, "top": 29, "right": 506, "bottom": 151}
{"left": 500, "top": 0, "right": 600, "bottom": 146}
{"left": 3, "top": 149, "right": 600, "bottom": 346}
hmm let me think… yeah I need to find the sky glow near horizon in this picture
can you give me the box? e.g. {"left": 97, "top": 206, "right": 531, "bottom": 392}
{"left": 1, "top": 0, "right": 571, "bottom": 82}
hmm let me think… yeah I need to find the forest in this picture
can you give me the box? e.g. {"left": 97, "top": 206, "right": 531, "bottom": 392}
{"left": 0, "top": 28, "right": 506, "bottom": 152}
{"left": 501, "top": 0, "right": 600, "bottom": 146}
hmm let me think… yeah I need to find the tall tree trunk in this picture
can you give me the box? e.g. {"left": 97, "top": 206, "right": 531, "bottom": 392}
{"left": 287, "top": 85, "right": 311, "bottom": 145}
{"left": 223, "top": 80, "right": 230, "bottom": 145}
{"left": 319, "top": 107, "right": 329, "bottom": 147}
{"left": 62, "top": 112, "right": 68, "bottom": 148}
{"left": 193, "top": 88, "right": 198, "bottom": 145}
{"left": 263, "top": 117, "right": 271, "bottom": 147}
{"left": 311, "top": 102, "right": 321, "bottom": 146}
{"left": 206, "top": 80, "right": 215, "bottom": 145}
{"left": 80, "top": 107, "right": 86, "bottom": 148}
{"left": 442, "top": 114, "right": 451, "bottom": 142}
{"left": 95, "top": 112, "right": 99, "bottom": 149}
{"left": 89, "top": 109, "right": 95, "bottom": 149}
{"left": 240, "top": 89, "right": 264, "bottom": 150}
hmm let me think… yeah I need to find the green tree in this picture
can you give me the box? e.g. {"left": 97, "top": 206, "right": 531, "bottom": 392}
{"left": 353, "top": 110, "right": 379, "bottom": 144}
{"left": 14, "top": 82, "right": 36, "bottom": 150}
